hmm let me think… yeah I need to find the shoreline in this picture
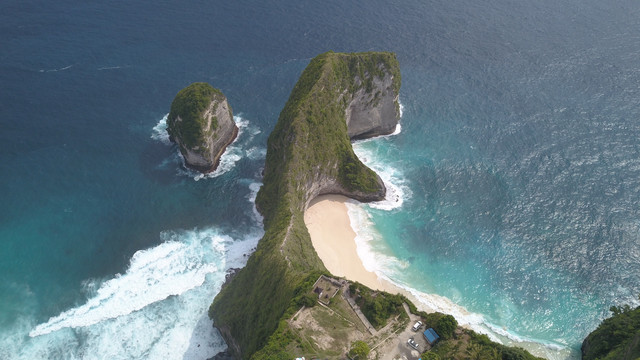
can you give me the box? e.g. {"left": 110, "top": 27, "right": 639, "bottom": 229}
{"left": 303, "top": 194, "right": 576, "bottom": 360}
{"left": 304, "top": 194, "right": 437, "bottom": 310}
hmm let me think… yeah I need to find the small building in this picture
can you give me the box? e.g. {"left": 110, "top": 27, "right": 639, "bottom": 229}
{"left": 423, "top": 328, "right": 440, "bottom": 345}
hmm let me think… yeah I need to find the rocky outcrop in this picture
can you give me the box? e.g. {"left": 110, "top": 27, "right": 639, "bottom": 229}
{"left": 209, "top": 52, "right": 401, "bottom": 359}
{"left": 167, "top": 83, "right": 238, "bottom": 173}
{"left": 346, "top": 70, "right": 400, "bottom": 140}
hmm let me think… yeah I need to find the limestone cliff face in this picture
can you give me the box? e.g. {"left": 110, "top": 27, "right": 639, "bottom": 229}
{"left": 346, "top": 70, "right": 400, "bottom": 139}
{"left": 209, "top": 52, "right": 401, "bottom": 359}
{"left": 167, "top": 83, "right": 238, "bottom": 173}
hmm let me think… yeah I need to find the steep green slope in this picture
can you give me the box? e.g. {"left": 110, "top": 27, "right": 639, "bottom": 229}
{"left": 209, "top": 51, "right": 400, "bottom": 359}
{"left": 582, "top": 304, "right": 640, "bottom": 360}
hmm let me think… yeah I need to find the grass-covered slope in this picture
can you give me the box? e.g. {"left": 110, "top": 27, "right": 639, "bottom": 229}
{"left": 582, "top": 304, "right": 640, "bottom": 360}
{"left": 209, "top": 51, "right": 400, "bottom": 359}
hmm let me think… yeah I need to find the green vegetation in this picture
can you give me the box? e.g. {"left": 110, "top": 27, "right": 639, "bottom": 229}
{"left": 167, "top": 82, "right": 226, "bottom": 148}
{"left": 209, "top": 52, "right": 401, "bottom": 359}
{"left": 420, "top": 329, "right": 543, "bottom": 360}
{"left": 582, "top": 301, "right": 640, "bottom": 360}
{"left": 405, "top": 306, "right": 542, "bottom": 360}
{"left": 349, "top": 282, "right": 406, "bottom": 329}
{"left": 348, "top": 340, "right": 370, "bottom": 359}
{"left": 434, "top": 314, "right": 457, "bottom": 340}
{"left": 421, "top": 352, "right": 441, "bottom": 360}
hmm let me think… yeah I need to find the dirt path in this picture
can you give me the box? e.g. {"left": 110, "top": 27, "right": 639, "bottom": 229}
{"left": 373, "top": 304, "right": 427, "bottom": 360}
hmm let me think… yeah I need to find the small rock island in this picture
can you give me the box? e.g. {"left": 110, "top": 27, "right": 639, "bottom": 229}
{"left": 167, "top": 82, "right": 238, "bottom": 173}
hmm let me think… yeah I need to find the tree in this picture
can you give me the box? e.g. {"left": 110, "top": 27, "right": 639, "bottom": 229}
{"left": 348, "top": 340, "right": 370, "bottom": 359}
{"left": 466, "top": 343, "right": 484, "bottom": 360}
{"left": 421, "top": 352, "right": 440, "bottom": 360}
{"left": 435, "top": 315, "right": 458, "bottom": 340}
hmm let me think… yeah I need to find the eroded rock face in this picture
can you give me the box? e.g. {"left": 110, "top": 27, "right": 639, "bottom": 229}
{"left": 167, "top": 83, "right": 238, "bottom": 173}
{"left": 345, "top": 70, "right": 400, "bottom": 140}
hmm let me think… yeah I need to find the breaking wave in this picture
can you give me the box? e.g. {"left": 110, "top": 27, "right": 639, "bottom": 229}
{"left": 151, "top": 114, "right": 264, "bottom": 181}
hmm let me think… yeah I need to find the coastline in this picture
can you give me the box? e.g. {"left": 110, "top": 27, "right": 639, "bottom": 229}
{"left": 304, "top": 194, "right": 576, "bottom": 360}
{"left": 304, "top": 195, "right": 436, "bottom": 311}
{"left": 305, "top": 195, "right": 390, "bottom": 292}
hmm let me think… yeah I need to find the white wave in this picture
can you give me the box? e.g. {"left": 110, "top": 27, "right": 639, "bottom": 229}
{"left": 352, "top": 141, "right": 410, "bottom": 211}
{"left": 344, "top": 202, "right": 406, "bottom": 275}
{"left": 247, "top": 182, "right": 264, "bottom": 225}
{"left": 22, "top": 175, "right": 264, "bottom": 360}
{"left": 39, "top": 64, "right": 74, "bottom": 73}
{"left": 150, "top": 114, "right": 171, "bottom": 145}
{"left": 20, "top": 225, "right": 261, "bottom": 359}
{"left": 390, "top": 123, "right": 402, "bottom": 136}
{"left": 151, "top": 114, "right": 259, "bottom": 181}
{"left": 246, "top": 146, "right": 267, "bottom": 160}
{"left": 30, "top": 231, "right": 224, "bottom": 337}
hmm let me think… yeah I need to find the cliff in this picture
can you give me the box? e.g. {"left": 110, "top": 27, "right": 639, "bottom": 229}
{"left": 167, "top": 82, "right": 238, "bottom": 173}
{"left": 208, "top": 51, "right": 401, "bottom": 359}
{"left": 582, "top": 304, "right": 640, "bottom": 360}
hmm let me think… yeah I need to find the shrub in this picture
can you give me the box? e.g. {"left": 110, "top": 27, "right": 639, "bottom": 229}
{"left": 434, "top": 314, "right": 457, "bottom": 340}
{"left": 421, "top": 352, "right": 440, "bottom": 360}
{"left": 348, "top": 340, "right": 370, "bottom": 359}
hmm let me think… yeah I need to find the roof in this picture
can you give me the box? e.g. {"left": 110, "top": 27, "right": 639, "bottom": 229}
{"left": 423, "top": 328, "right": 440, "bottom": 344}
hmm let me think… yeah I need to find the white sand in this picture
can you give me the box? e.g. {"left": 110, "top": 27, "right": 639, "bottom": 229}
{"left": 304, "top": 195, "right": 394, "bottom": 292}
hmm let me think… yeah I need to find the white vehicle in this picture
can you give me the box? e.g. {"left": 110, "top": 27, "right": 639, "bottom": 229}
{"left": 411, "top": 320, "right": 423, "bottom": 331}
{"left": 407, "top": 338, "right": 419, "bottom": 350}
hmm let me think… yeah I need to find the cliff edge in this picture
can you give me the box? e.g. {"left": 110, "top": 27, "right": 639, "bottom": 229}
{"left": 582, "top": 304, "right": 640, "bottom": 360}
{"left": 209, "top": 51, "right": 401, "bottom": 359}
{"left": 167, "top": 82, "right": 238, "bottom": 173}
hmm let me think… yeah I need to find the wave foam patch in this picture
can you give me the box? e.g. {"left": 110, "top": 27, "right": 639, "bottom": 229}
{"left": 352, "top": 140, "right": 410, "bottom": 211}
{"left": 247, "top": 182, "right": 264, "bottom": 225}
{"left": 345, "top": 202, "right": 407, "bottom": 276}
{"left": 152, "top": 114, "right": 260, "bottom": 181}
{"left": 29, "top": 230, "right": 228, "bottom": 337}
{"left": 150, "top": 114, "right": 171, "bottom": 145}
{"left": 23, "top": 226, "right": 261, "bottom": 359}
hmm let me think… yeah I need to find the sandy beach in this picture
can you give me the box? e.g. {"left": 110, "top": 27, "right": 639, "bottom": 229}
{"left": 304, "top": 194, "right": 432, "bottom": 308}
{"left": 304, "top": 195, "right": 393, "bottom": 292}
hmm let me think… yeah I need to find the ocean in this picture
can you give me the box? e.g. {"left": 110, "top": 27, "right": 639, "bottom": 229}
{"left": 1, "top": 0, "right": 639, "bottom": 358}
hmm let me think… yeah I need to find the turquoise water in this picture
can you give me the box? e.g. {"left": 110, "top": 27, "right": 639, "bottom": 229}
{"left": 2, "top": 0, "right": 640, "bottom": 358}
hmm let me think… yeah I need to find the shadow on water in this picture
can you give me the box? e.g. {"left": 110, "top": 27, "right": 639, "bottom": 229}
{"left": 138, "top": 141, "right": 183, "bottom": 186}
{"left": 183, "top": 314, "right": 229, "bottom": 360}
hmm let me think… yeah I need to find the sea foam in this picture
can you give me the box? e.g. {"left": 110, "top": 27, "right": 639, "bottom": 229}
{"left": 151, "top": 114, "right": 262, "bottom": 181}
{"left": 21, "top": 225, "right": 262, "bottom": 359}
{"left": 17, "top": 174, "right": 265, "bottom": 359}
{"left": 352, "top": 133, "right": 410, "bottom": 211}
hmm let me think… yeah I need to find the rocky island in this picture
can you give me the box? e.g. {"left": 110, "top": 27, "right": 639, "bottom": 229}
{"left": 167, "top": 82, "right": 238, "bottom": 173}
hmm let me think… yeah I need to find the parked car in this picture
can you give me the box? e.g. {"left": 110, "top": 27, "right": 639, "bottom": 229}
{"left": 411, "top": 320, "right": 423, "bottom": 331}
{"left": 407, "top": 338, "right": 419, "bottom": 350}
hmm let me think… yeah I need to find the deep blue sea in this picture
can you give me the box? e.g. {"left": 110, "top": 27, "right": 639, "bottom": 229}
{"left": 2, "top": 0, "right": 640, "bottom": 358}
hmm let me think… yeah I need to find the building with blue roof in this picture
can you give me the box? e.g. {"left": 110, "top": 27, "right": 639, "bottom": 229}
{"left": 423, "top": 328, "right": 440, "bottom": 345}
